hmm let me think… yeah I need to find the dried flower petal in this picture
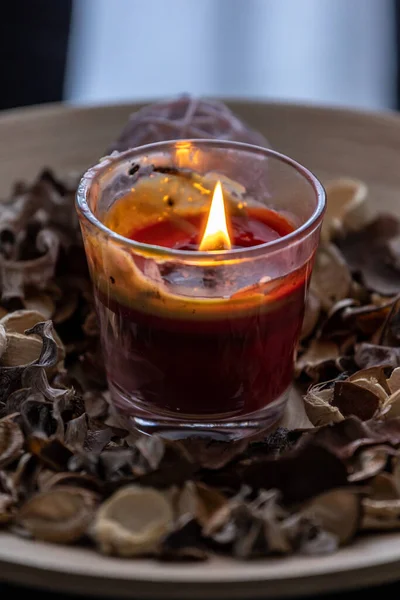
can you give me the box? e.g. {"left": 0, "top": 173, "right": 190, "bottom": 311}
{"left": 310, "top": 244, "right": 352, "bottom": 311}
{"left": 337, "top": 216, "right": 400, "bottom": 295}
{"left": 64, "top": 413, "right": 88, "bottom": 450}
{"left": 180, "top": 437, "right": 248, "bottom": 470}
{"left": 0, "top": 417, "right": 24, "bottom": 468}
{"left": 177, "top": 481, "right": 227, "bottom": 527}
{"left": 348, "top": 367, "right": 390, "bottom": 400}
{"left": 295, "top": 339, "right": 340, "bottom": 381}
{"left": 321, "top": 178, "right": 371, "bottom": 243}
{"left": 307, "top": 416, "right": 400, "bottom": 460}
{"left": 300, "top": 489, "right": 361, "bottom": 545}
{"left": 160, "top": 516, "right": 208, "bottom": 561}
{"left": 355, "top": 343, "right": 400, "bottom": 370}
{"left": 303, "top": 381, "right": 344, "bottom": 427}
{"left": 92, "top": 485, "right": 174, "bottom": 557}
{"left": 240, "top": 444, "right": 348, "bottom": 504}
{"left": 347, "top": 445, "right": 394, "bottom": 482}
{"left": 387, "top": 367, "right": 400, "bottom": 394}
{"left": 18, "top": 486, "right": 97, "bottom": 543}
{"left": 362, "top": 498, "right": 400, "bottom": 530}
{"left": 24, "top": 293, "right": 55, "bottom": 320}
{"left": 332, "top": 381, "right": 380, "bottom": 421}
{"left": 370, "top": 473, "right": 399, "bottom": 500}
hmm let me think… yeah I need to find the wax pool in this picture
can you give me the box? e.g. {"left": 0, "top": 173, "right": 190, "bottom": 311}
{"left": 94, "top": 201, "right": 308, "bottom": 418}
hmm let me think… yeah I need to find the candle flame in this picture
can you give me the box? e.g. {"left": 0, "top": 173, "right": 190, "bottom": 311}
{"left": 199, "top": 181, "right": 232, "bottom": 251}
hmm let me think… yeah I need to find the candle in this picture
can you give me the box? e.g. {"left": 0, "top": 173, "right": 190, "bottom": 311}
{"left": 77, "top": 140, "right": 325, "bottom": 438}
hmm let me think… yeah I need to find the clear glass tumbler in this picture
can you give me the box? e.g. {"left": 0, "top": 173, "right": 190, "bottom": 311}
{"left": 76, "top": 140, "right": 325, "bottom": 439}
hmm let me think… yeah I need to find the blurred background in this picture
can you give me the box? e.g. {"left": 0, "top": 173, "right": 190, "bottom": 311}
{"left": 1, "top": 0, "right": 399, "bottom": 112}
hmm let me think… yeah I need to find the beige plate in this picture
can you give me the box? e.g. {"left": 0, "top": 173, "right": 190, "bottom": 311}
{"left": 1, "top": 100, "right": 400, "bottom": 598}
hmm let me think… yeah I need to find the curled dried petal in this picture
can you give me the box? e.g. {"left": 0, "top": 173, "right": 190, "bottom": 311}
{"left": 387, "top": 367, "right": 400, "bottom": 394}
{"left": 92, "top": 485, "right": 174, "bottom": 556}
{"left": 0, "top": 417, "right": 24, "bottom": 468}
{"left": 337, "top": 215, "right": 400, "bottom": 295}
{"left": 332, "top": 381, "right": 380, "bottom": 421}
{"left": 310, "top": 244, "right": 352, "bottom": 311}
{"left": 347, "top": 445, "right": 395, "bottom": 482}
{"left": 300, "top": 489, "right": 361, "bottom": 545}
{"left": 362, "top": 498, "right": 400, "bottom": 530}
{"left": 321, "top": 178, "right": 371, "bottom": 243}
{"left": 24, "top": 293, "right": 55, "bottom": 320}
{"left": 295, "top": 340, "right": 340, "bottom": 381}
{"left": 303, "top": 382, "right": 344, "bottom": 427}
{"left": 0, "top": 493, "right": 15, "bottom": 525}
{"left": 355, "top": 343, "right": 400, "bottom": 370}
{"left": 370, "top": 473, "right": 399, "bottom": 500}
{"left": 177, "top": 481, "right": 227, "bottom": 527}
{"left": 18, "top": 486, "right": 97, "bottom": 543}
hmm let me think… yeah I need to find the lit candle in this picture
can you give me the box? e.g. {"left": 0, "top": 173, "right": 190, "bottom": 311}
{"left": 77, "top": 140, "right": 325, "bottom": 438}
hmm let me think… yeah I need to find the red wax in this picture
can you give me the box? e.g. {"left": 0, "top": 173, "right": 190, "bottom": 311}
{"left": 96, "top": 207, "right": 309, "bottom": 417}
{"left": 129, "top": 207, "right": 293, "bottom": 251}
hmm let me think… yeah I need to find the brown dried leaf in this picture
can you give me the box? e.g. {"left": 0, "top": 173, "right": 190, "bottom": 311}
{"left": 342, "top": 301, "right": 393, "bottom": 337}
{"left": 317, "top": 298, "right": 358, "bottom": 341}
{"left": 0, "top": 332, "right": 43, "bottom": 367}
{"left": 321, "top": 178, "right": 371, "bottom": 243}
{"left": 332, "top": 381, "right": 380, "bottom": 421}
{"left": 177, "top": 481, "right": 227, "bottom": 527}
{"left": 83, "top": 391, "right": 109, "bottom": 420}
{"left": 379, "top": 296, "right": 400, "bottom": 347}
{"left": 203, "top": 489, "right": 292, "bottom": 557}
{"left": 159, "top": 516, "right": 208, "bottom": 562}
{"left": 179, "top": 437, "right": 248, "bottom": 470}
{"left": 64, "top": 413, "right": 88, "bottom": 450}
{"left": 0, "top": 228, "right": 59, "bottom": 305}
{"left": 18, "top": 486, "right": 97, "bottom": 543}
{"left": 38, "top": 472, "right": 103, "bottom": 495}
{"left": 300, "top": 489, "right": 361, "bottom": 544}
{"left": 240, "top": 444, "right": 348, "bottom": 505}
{"left": 0, "top": 493, "right": 15, "bottom": 525}
{"left": 362, "top": 498, "right": 400, "bottom": 530}
{"left": 306, "top": 416, "right": 400, "bottom": 460}
{"left": 355, "top": 343, "right": 400, "bottom": 370}
{"left": 387, "top": 367, "right": 400, "bottom": 393}
{"left": 337, "top": 215, "right": 400, "bottom": 295}
{"left": 347, "top": 445, "right": 395, "bottom": 482}
{"left": 0, "top": 325, "right": 7, "bottom": 359}
{"left": 348, "top": 367, "right": 391, "bottom": 399}
{"left": 24, "top": 293, "right": 55, "bottom": 320}
{"left": 310, "top": 244, "right": 352, "bottom": 311}
{"left": 20, "top": 397, "right": 59, "bottom": 438}
{"left": 0, "top": 417, "right": 24, "bottom": 468}
{"left": 11, "top": 453, "right": 40, "bottom": 500}
{"left": 295, "top": 339, "right": 340, "bottom": 381}
{"left": 53, "top": 290, "right": 79, "bottom": 324}
{"left": 27, "top": 436, "right": 73, "bottom": 471}
{"left": 380, "top": 389, "right": 400, "bottom": 419}
{"left": 370, "top": 473, "right": 399, "bottom": 500}
{"left": 83, "top": 428, "right": 113, "bottom": 454}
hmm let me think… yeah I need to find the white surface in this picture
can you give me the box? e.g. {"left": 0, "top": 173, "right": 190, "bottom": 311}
{"left": 65, "top": 0, "right": 396, "bottom": 110}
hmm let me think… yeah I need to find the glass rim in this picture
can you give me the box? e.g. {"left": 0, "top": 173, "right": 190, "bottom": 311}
{"left": 75, "top": 138, "right": 326, "bottom": 261}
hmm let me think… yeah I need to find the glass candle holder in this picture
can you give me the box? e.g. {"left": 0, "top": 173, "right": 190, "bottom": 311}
{"left": 76, "top": 140, "right": 325, "bottom": 439}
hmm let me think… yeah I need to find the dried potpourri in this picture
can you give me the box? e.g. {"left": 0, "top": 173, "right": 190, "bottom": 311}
{"left": 2, "top": 101, "right": 400, "bottom": 561}
{"left": 108, "top": 94, "right": 269, "bottom": 153}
